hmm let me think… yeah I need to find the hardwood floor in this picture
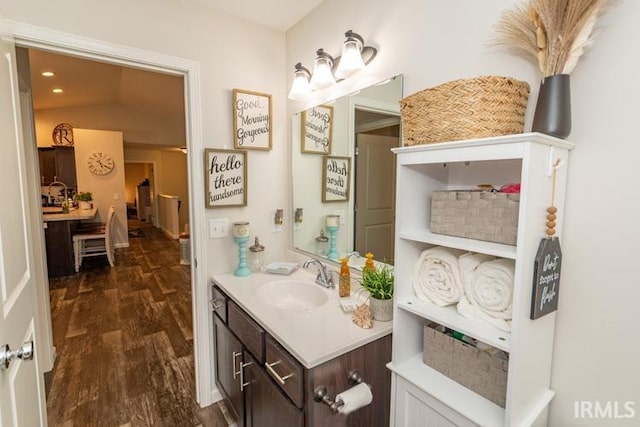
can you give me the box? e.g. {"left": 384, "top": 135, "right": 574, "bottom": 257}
{"left": 45, "top": 221, "right": 231, "bottom": 426}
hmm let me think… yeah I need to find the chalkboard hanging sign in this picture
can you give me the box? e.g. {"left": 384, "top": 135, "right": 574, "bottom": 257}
{"left": 232, "top": 89, "right": 272, "bottom": 150}
{"left": 530, "top": 237, "right": 562, "bottom": 319}
{"left": 205, "top": 149, "right": 247, "bottom": 208}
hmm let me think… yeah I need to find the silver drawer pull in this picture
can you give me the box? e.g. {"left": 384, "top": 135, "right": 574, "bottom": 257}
{"left": 210, "top": 299, "right": 223, "bottom": 311}
{"left": 240, "top": 361, "right": 252, "bottom": 391}
{"left": 232, "top": 351, "right": 241, "bottom": 379}
{"left": 265, "top": 360, "right": 294, "bottom": 385}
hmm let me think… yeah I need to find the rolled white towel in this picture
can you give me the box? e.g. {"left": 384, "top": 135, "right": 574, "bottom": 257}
{"left": 459, "top": 252, "right": 495, "bottom": 294}
{"left": 468, "top": 258, "right": 515, "bottom": 320}
{"left": 457, "top": 295, "right": 512, "bottom": 332}
{"left": 412, "top": 246, "right": 465, "bottom": 306}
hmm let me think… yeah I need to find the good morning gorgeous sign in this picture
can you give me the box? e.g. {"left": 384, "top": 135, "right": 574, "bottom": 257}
{"left": 302, "top": 104, "right": 333, "bottom": 154}
{"left": 233, "top": 89, "right": 272, "bottom": 150}
{"left": 205, "top": 149, "right": 247, "bottom": 208}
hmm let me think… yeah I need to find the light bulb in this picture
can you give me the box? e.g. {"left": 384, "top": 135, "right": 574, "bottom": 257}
{"left": 288, "top": 63, "right": 311, "bottom": 100}
{"left": 335, "top": 37, "right": 365, "bottom": 79}
{"left": 310, "top": 49, "right": 336, "bottom": 91}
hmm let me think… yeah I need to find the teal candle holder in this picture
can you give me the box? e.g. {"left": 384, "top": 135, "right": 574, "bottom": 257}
{"left": 326, "top": 225, "right": 339, "bottom": 261}
{"left": 234, "top": 235, "right": 251, "bottom": 277}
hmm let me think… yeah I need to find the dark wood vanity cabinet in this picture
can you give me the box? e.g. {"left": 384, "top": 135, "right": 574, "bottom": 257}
{"left": 213, "top": 315, "right": 244, "bottom": 426}
{"left": 211, "top": 284, "right": 392, "bottom": 427}
{"left": 38, "top": 146, "right": 77, "bottom": 186}
{"left": 244, "top": 350, "right": 304, "bottom": 427}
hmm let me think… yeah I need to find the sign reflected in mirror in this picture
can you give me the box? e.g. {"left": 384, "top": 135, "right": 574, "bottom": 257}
{"left": 301, "top": 104, "right": 333, "bottom": 154}
{"left": 292, "top": 75, "right": 403, "bottom": 266}
{"left": 322, "top": 156, "right": 350, "bottom": 202}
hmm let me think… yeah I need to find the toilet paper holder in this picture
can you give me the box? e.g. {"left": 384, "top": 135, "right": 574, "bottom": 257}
{"left": 313, "top": 370, "right": 371, "bottom": 413}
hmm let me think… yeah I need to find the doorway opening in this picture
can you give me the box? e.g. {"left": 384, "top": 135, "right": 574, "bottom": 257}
{"left": 353, "top": 108, "right": 400, "bottom": 264}
{"left": 12, "top": 22, "right": 213, "bottom": 410}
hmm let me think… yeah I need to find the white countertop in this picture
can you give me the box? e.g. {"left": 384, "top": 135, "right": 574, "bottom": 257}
{"left": 211, "top": 268, "right": 393, "bottom": 369}
{"left": 42, "top": 206, "right": 97, "bottom": 222}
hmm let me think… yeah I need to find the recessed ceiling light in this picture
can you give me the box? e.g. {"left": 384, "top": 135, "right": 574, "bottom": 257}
{"left": 41, "top": 71, "right": 55, "bottom": 77}
{"left": 52, "top": 88, "right": 63, "bottom": 94}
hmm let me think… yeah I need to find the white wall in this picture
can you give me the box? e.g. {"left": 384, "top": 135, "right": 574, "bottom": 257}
{"left": 74, "top": 128, "right": 128, "bottom": 247}
{"left": 287, "top": 0, "right": 640, "bottom": 426}
{"left": 0, "top": 0, "right": 289, "bottom": 279}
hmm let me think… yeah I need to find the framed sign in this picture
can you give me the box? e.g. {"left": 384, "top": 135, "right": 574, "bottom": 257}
{"left": 205, "top": 149, "right": 247, "bottom": 208}
{"left": 233, "top": 89, "right": 272, "bottom": 150}
{"left": 301, "top": 104, "right": 333, "bottom": 154}
{"left": 322, "top": 156, "right": 350, "bottom": 202}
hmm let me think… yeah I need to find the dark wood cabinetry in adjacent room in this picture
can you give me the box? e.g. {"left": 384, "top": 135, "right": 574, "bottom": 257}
{"left": 38, "top": 146, "right": 77, "bottom": 186}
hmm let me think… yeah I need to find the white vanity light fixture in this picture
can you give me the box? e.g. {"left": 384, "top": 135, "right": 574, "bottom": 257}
{"left": 288, "top": 63, "right": 312, "bottom": 100}
{"left": 310, "top": 49, "right": 336, "bottom": 91}
{"left": 288, "top": 30, "right": 377, "bottom": 100}
{"left": 334, "top": 30, "right": 367, "bottom": 79}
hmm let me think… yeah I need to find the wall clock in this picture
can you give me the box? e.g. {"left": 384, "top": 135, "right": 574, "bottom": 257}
{"left": 52, "top": 123, "right": 74, "bottom": 146}
{"left": 87, "top": 152, "right": 115, "bottom": 175}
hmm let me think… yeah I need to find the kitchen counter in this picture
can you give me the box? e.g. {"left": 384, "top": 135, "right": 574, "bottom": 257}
{"left": 42, "top": 207, "right": 98, "bottom": 277}
{"left": 211, "top": 268, "right": 393, "bottom": 369}
{"left": 42, "top": 206, "right": 97, "bottom": 222}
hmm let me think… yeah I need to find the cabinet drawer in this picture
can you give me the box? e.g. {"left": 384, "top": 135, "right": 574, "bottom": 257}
{"left": 265, "top": 335, "right": 304, "bottom": 408}
{"left": 228, "top": 300, "right": 264, "bottom": 362}
{"left": 211, "top": 285, "right": 228, "bottom": 322}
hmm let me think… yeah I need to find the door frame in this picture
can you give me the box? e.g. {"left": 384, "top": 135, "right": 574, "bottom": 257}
{"left": 8, "top": 21, "right": 218, "bottom": 405}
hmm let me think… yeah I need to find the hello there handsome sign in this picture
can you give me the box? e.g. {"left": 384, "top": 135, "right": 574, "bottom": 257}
{"left": 205, "top": 149, "right": 247, "bottom": 208}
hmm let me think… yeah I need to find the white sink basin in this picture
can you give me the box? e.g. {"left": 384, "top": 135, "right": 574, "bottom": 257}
{"left": 256, "top": 280, "right": 328, "bottom": 311}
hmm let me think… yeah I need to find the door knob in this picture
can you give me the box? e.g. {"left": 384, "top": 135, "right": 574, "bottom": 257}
{"left": 1, "top": 341, "right": 34, "bottom": 370}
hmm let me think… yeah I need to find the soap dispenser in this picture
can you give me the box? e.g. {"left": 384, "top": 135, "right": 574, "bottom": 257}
{"left": 364, "top": 252, "right": 375, "bottom": 273}
{"left": 339, "top": 258, "right": 350, "bottom": 298}
{"left": 248, "top": 237, "right": 265, "bottom": 273}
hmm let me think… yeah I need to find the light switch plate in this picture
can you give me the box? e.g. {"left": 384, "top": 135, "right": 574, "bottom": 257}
{"left": 333, "top": 210, "right": 346, "bottom": 225}
{"left": 209, "top": 218, "right": 229, "bottom": 239}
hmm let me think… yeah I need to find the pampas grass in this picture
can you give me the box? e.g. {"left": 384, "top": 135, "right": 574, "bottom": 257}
{"left": 494, "top": 0, "right": 617, "bottom": 76}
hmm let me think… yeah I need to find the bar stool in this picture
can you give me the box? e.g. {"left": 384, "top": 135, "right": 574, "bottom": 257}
{"left": 73, "top": 206, "right": 116, "bottom": 272}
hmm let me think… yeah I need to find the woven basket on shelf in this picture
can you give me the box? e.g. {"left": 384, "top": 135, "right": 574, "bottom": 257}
{"left": 430, "top": 190, "right": 520, "bottom": 245}
{"left": 400, "top": 76, "right": 530, "bottom": 146}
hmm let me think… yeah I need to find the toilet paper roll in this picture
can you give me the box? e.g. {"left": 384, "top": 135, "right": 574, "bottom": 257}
{"left": 335, "top": 382, "right": 373, "bottom": 414}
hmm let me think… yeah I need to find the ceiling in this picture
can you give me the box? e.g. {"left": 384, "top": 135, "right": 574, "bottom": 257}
{"left": 195, "top": 0, "right": 323, "bottom": 31}
{"left": 27, "top": 1, "right": 324, "bottom": 148}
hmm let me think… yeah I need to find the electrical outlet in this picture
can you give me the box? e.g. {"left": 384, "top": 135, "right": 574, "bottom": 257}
{"left": 209, "top": 218, "right": 229, "bottom": 239}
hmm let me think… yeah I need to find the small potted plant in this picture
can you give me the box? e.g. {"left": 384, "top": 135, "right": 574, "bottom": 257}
{"left": 360, "top": 263, "right": 394, "bottom": 321}
{"left": 75, "top": 191, "right": 93, "bottom": 210}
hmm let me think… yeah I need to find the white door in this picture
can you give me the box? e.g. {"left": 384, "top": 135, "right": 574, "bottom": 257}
{"left": 355, "top": 133, "right": 398, "bottom": 263}
{"left": 0, "top": 12, "right": 48, "bottom": 427}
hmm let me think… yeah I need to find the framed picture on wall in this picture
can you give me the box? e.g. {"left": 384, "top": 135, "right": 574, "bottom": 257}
{"left": 301, "top": 104, "right": 333, "bottom": 154}
{"left": 205, "top": 148, "right": 247, "bottom": 208}
{"left": 322, "top": 155, "right": 350, "bottom": 202}
{"left": 232, "top": 89, "right": 272, "bottom": 150}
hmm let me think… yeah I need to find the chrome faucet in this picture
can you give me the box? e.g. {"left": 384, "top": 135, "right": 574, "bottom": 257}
{"left": 48, "top": 181, "right": 68, "bottom": 205}
{"left": 302, "top": 258, "right": 335, "bottom": 289}
{"left": 345, "top": 251, "right": 360, "bottom": 264}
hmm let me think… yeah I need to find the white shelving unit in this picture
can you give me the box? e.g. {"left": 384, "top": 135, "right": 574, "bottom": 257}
{"left": 388, "top": 133, "right": 574, "bottom": 427}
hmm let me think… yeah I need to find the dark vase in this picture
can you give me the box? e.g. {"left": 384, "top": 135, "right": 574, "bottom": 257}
{"left": 531, "top": 74, "right": 571, "bottom": 139}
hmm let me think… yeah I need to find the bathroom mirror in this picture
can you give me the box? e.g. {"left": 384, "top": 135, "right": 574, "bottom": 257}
{"left": 292, "top": 75, "right": 403, "bottom": 267}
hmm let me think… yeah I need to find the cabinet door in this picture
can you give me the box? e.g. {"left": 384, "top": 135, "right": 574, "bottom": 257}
{"left": 54, "top": 147, "right": 76, "bottom": 187}
{"left": 244, "top": 351, "right": 303, "bottom": 427}
{"left": 38, "top": 148, "right": 55, "bottom": 185}
{"left": 213, "top": 315, "right": 244, "bottom": 426}
{"left": 393, "top": 375, "right": 478, "bottom": 427}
